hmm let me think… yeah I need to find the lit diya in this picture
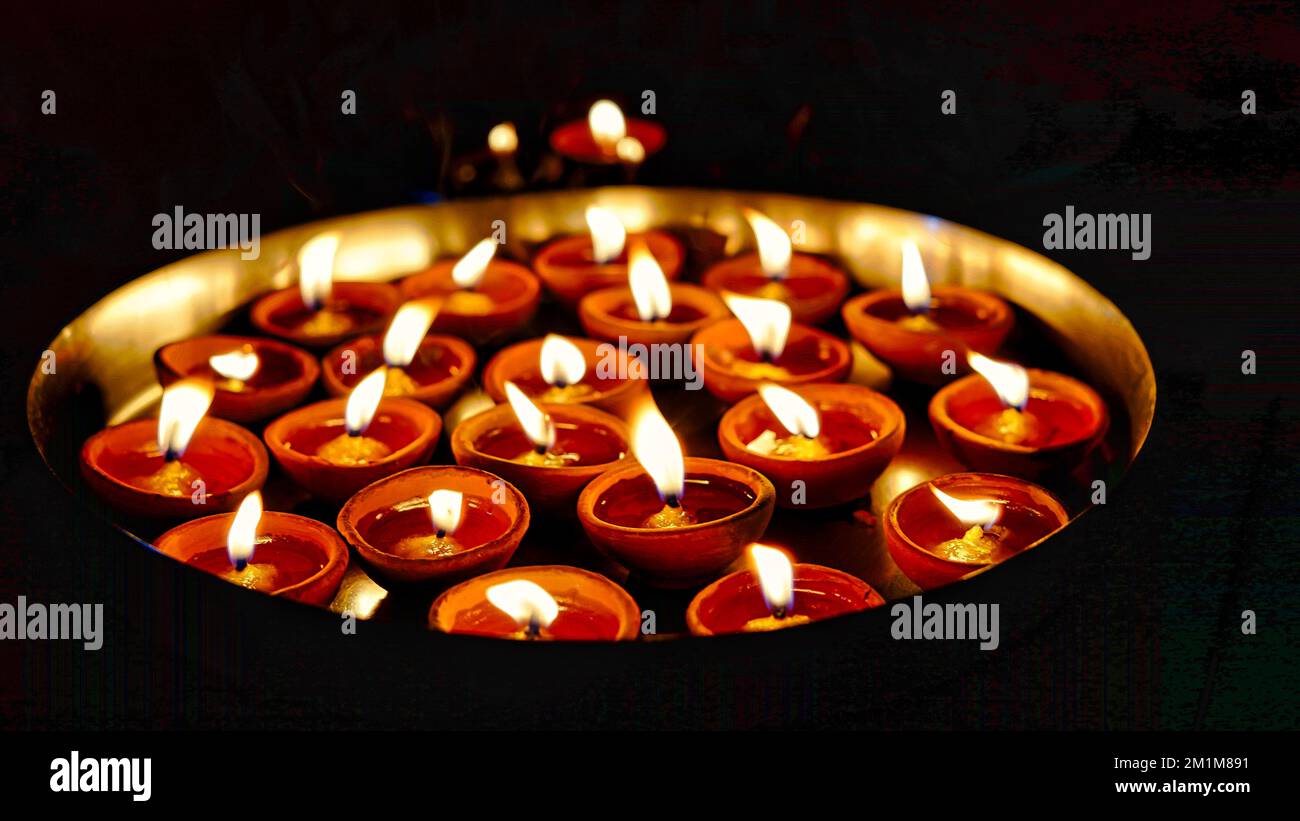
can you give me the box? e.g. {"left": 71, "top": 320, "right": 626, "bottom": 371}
{"left": 322, "top": 298, "right": 476, "bottom": 409}
{"left": 842, "top": 239, "right": 1013, "bottom": 383}
{"left": 686, "top": 544, "right": 885, "bottom": 636}
{"left": 532, "top": 205, "right": 684, "bottom": 305}
{"left": 152, "top": 491, "right": 349, "bottom": 606}
{"left": 701, "top": 208, "right": 849, "bottom": 326}
{"left": 929, "top": 353, "right": 1108, "bottom": 479}
{"left": 397, "top": 238, "right": 541, "bottom": 343}
{"left": 884, "top": 472, "right": 1069, "bottom": 590}
{"left": 338, "top": 465, "right": 529, "bottom": 584}
{"left": 80, "top": 378, "right": 268, "bottom": 519}
{"left": 693, "top": 294, "right": 851, "bottom": 402}
{"left": 450, "top": 382, "right": 630, "bottom": 514}
{"left": 154, "top": 335, "right": 319, "bottom": 424}
{"left": 250, "top": 231, "right": 400, "bottom": 349}
{"left": 577, "top": 404, "right": 775, "bottom": 588}
{"left": 264, "top": 368, "right": 442, "bottom": 502}
{"left": 428, "top": 566, "right": 641, "bottom": 641}
{"left": 718, "top": 382, "right": 904, "bottom": 508}
{"left": 549, "top": 98, "right": 666, "bottom": 166}
{"left": 578, "top": 238, "right": 728, "bottom": 347}
{"left": 482, "top": 333, "right": 646, "bottom": 417}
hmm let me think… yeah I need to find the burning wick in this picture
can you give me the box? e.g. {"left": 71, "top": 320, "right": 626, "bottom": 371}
{"left": 631, "top": 405, "right": 691, "bottom": 527}
{"left": 967, "top": 352, "right": 1038, "bottom": 445}
{"left": 226, "top": 491, "right": 262, "bottom": 573}
{"left": 156, "top": 378, "right": 215, "bottom": 463}
{"left": 627, "top": 239, "right": 672, "bottom": 323}
{"left": 378, "top": 299, "right": 438, "bottom": 396}
{"left": 445, "top": 239, "right": 497, "bottom": 315}
{"left": 588, "top": 100, "right": 627, "bottom": 155}
{"left": 428, "top": 489, "right": 463, "bottom": 542}
{"left": 743, "top": 208, "right": 793, "bottom": 284}
{"left": 896, "top": 239, "right": 942, "bottom": 332}
{"left": 746, "top": 384, "right": 829, "bottom": 459}
{"left": 208, "top": 346, "right": 259, "bottom": 386}
{"left": 723, "top": 293, "right": 792, "bottom": 374}
{"left": 745, "top": 545, "right": 810, "bottom": 631}
{"left": 538, "top": 334, "right": 592, "bottom": 401}
{"left": 316, "top": 368, "right": 391, "bottom": 464}
{"left": 930, "top": 485, "right": 1005, "bottom": 563}
{"left": 298, "top": 232, "right": 341, "bottom": 312}
{"left": 486, "top": 580, "right": 559, "bottom": 640}
{"left": 504, "top": 381, "right": 577, "bottom": 466}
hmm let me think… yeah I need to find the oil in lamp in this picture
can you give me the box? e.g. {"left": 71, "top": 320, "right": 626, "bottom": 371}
{"left": 576, "top": 403, "right": 775, "bottom": 588}
{"left": 428, "top": 565, "right": 641, "bottom": 641}
{"left": 929, "top": 353, "right": 1109, "bottom": 479}
{"left": 154, "top": 334, "right": 319, "bottom": 424}
{"left": 717, "top": 382, "right": 905, "bottom": 508}
{"left": 482, "top": 333, "right": 647, "bottom": 417}
{"left": 578, "top": 238, "right": 728, "bottom": 347}
{"left": 322, "top": 298, "right": 476, "bottom": 409}
{"left": 548, "top": 99, "right": 666, "bottom": 166}
{"left": 80, "top": 378, "right": 269, "bottom": 518}
{"left": 885, "top": 472, "right": 1070, "bottom": 589}
{"left": 397, "top": 238, "right": 541, "bottom": 343}
{"left": 692, "top": 294, "right": 851, "bottom": 402}
{"left": 686, "top": 544, "right": 885, "bottom": 636}
{"left": 701, "top": 208, "right": 849, "bottom": 325}
{"left": 264, "top": 367, "right": 442, "bottom": 502}
{"left": 532, "top": 205, "right": 684, "bottom": 305}
{"left": 152, "top": 491, "right": 349, "bottom": 606}
{"left": 250, "top": 231, "right": 400, "bottom": 349}
{"left": 841, "top": 239, "right": 1014, "bottom": 383}
{"left": 450, "top": 382, "right": 631, "bottom": 514}
{"left": 338, "top": 465, "right": 529, "bottom": 584}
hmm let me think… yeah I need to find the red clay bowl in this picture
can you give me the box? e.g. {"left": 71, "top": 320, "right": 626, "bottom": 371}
{"left": 154, "top": 334, "right": 319, "bottom": 424}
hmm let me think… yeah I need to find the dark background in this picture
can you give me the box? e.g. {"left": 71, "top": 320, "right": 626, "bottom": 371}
{"left": 1, "top": 1, "right": 1296, "bottom": 731}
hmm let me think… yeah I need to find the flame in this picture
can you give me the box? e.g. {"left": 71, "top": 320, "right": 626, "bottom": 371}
{"left": 631, "top": 404, "right": 685, "bottom": 503}
{"left": 504, "top": 381, "right": 556, "bottom": 452}
{"left": 487, "top": 122, "right": 518, "bottom": 155}
{"left": 931, "top": 485, "right": 1002, "bottom": 530}
{"left": 968, "top": 352, "right": 1030, "bottom": 410}
{"left": 757, "top": 384, "right": 820, "bottom": 439}
{"left": 486, "top": 580, "right": 560, "bottom": 633}
{"left": 900, "top": 239, "right": 931, "bottom": 314}
{"left": 428, "top": 489, "right": 464, "bottom": 537}
{"left": 345, "top": 367, "right": 388, "bottom": 435}
{"left": 226, "top": 491, "right": 262, "bottom": 568}
{"left": 208, "top": 348, "right": 259, "bottom": 382}
{"left": 156, "top": 378, "right": 215, "bottom": 459}
{"left": 750, "top": 543, "right": 795, "bottom": 615}
{"left": 743, "top": 208, "right": 792, "bottom": 280}
{"left": 382, "top": 299, "right": 438, "bottom": 368}
{"left": 451, "top": 238, "right": 497, "bottom": 289}
{"left": 616, "top": 136, "right": 645, "bottom": 164}
{"left": 298, "top": 232, "right": 340, "bottom": 309}
{"left": 585, "top": 205, "right": 626, "bottom": 264}
{"left": 628, "top": 240, "right": 672, "bottom": 321}
{"left": 588, "top": 99, "right": 626, "bottom": 151}
{"left": 724, "top": 293, "right": 791, "bottom": 359}
{"left": 539, "top": 334, "right": 587, "bottom": 387}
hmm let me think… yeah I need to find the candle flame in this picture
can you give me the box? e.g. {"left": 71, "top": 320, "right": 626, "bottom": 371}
{"left": 428, "top": 489, "right": 464, "bottom": 537}
{"left": 616, "top": 136, "right": 645, "bottom": 164}
{"left": 931, "top": 485, "right": 1002, "bottom": 530}
{"left": 345, "top": 367, "right": 388, "bottom": 435}
{"left": 451, "top": 238, "right": 497, "bottom": 289}
{"left": 631, "top": 404, "right": 685, "bottom": 503}
{"left": 628, "top": 240, "right": 672, "bottom": 321}
{"left": 900, "top": 239, "right": 932, "bottom": 314}
{"left": 208, "top": 348, "right": 259, "bottom": 382}
{"left": 588, "top": 99, "right": 626, "bottom": 151}
{"left": 968, "top": 352, "right": 1030, "bottom": 410}
{"left": 750, "top": 543, "right": 795, "bottom": 616}
{"left": 504, "top": 381, "right": 556, "bottom": 452}
{"left": 487, "top": 121, "right": 518, "bottom": 155}
{"left": 757, "top": 383, "right": 820, "bottom": 439}
{"left": 156, "top": 378, "right": 215, "bottom": 459}
{"left": 225, "top": 491, "right": 262, "bottom": 568}
{"left": 539, "top": 334, "right": 587, "bottom": 387}
{"left": 382, "top": 299, "right": 439, "bottom": 368}
{"left": 743, "top": 208, "right": 792, "bottom": 280}
{"left": 486, "top": 580, "right": 560, "bottom": 633}
{"left": 585, "top": 205, "right": 626, "bottom": 264}
{"left": 298, "top": 232, "right": 340, "bottom": 309}
{"left": 724, "top": 293, "right": 791, "bottom": 360}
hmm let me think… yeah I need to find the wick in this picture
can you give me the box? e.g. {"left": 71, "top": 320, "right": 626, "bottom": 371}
{"left": 664, "top": 494, "right": 681, "bottom": 509}
{"left": 772, "top": 606, "right": 787, "bottom": 620}
{"left": 759, "top": 350, "right": 774, "bottom": 364}
{"left": 553, "top": 379, "right": 568, "bottom": 389}
{"left": 163, "top": 448, "right": 178, "bottom": 463}
{"left": 525, "top": 616, "right": 541, "bottom": 639}
{"left": 348, "top": 427, "right": 361, "bottom": 438}
{"left": 534, "top": 444, "right": 548, "bottom": 456}
{"left": 435, "top": 529, "right": 446, "bottom": 539}
{"left": 233, "top": 558, "right": 247, "bottom": 572}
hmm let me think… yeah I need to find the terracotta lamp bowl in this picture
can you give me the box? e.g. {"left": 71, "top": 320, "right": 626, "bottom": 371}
{"left": 154, "top": 334, "right": 319, "bottom": 424}
{"left": 321, "top": 334, "right": 477, "bottom": 410}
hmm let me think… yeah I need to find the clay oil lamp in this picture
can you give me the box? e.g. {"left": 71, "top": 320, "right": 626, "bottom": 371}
{"left": 154, "top": 335, "right": 319, "bottom": 424}
{"left": 397, "top": 238, "right": 541, "bottom": 343}
{"left": 322, "top": 298, "right": 476, "bottom": 409}
{"left": 577, "top": 404, "right": 775, "bottom": 588}
{"left": 429, "top": 566, "right": 641, "bottom": 641}
{"left": 578, "top": 238, "right": 728, "bottom": 348}
{"left": 451, "top": 382, "right": 630, "bottom": 514}
{"left": 929, "top": 353, "right": 1109, "bottom": 479}
{"left": 549, "top": 98, "right": 666, "bottom": 166}
{"left": 718, "top": 382, "right": 904, "bottom": 509}
{"left": 884, "top": 472, "right": 1070, "bottom": 590}
{"left": 250, "top": 231, "right": 400, "bottom": 349}
{"left": 686, "top": 544, "right": 885, "bottom": 636}
{"left": 264, "top": 368, "right": 442, "bottom": 503}
{"left": 80, "top": 378, "right": 269, "bottom": 519}
{"left": 152, "top": 491, "right": 348, "bottom": 606}
{"left": 532, "top": 205, "right": 684, "bottom": 305}
{"left": 842, "top": 239, "right": 1013, "bottom": 383}
{"left": 338, "top": 465, "right": 529, "bottom": 585}
{"left": 693, "top": 294, "right": 851, "bottom": 402}
{"left": 483, "top": 333, "right": 646, "bottom": 417}
{"left": 702, "top": 208, "right": 848, "bottom": 326}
